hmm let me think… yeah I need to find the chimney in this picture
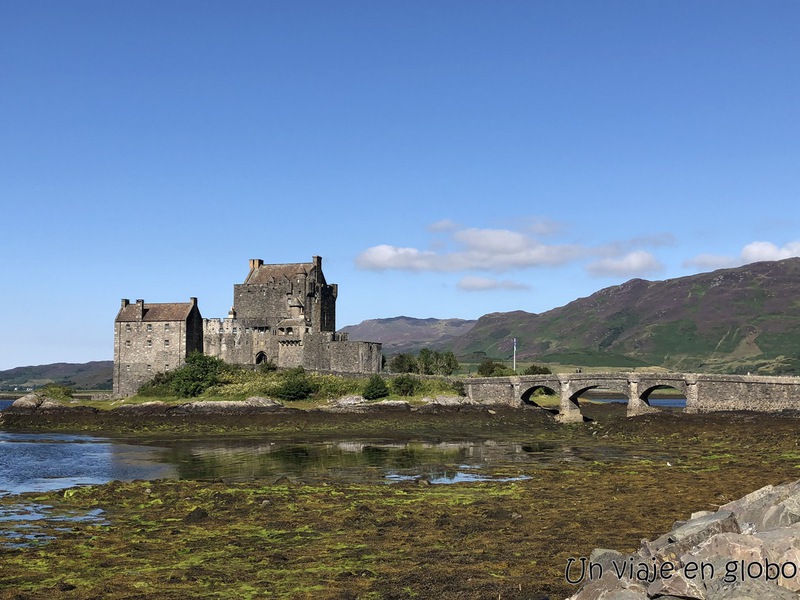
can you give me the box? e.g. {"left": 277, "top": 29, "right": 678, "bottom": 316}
{"left": 249, "top": 258, "right": 264, "bottom": 271}
{"left": 313, "top": 255, "right": 322, "bottom": 270}
{"left": 134, "top": 299, "right": 145, "bottom": 321}
{"left": 121, "top": 299, "right": 130, "bottom": 309}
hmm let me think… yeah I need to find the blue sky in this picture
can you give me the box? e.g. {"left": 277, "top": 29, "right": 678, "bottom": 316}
{"left": 1, "top": 1, "right": 798, "bottom": 370}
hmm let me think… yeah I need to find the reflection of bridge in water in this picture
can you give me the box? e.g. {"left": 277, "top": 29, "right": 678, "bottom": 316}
{"left": 463, "top": 372, "right": 800, "bottom": 423}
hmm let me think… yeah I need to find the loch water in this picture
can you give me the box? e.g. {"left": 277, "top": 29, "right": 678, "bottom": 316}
{"left": 0, "top": 398, "right": 681, "bottom": 495}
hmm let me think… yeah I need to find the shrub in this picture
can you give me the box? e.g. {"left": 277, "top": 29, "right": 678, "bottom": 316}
{"left": 137, "top": 372, "right": 174, "bottom": 397}
{"left": 39, "top": 384, "right": 74, "bottom": 401}
{"left": 476, "top": 359, "right": 513, "bottom": 377}
{"left": 313, "top": 374, "right": 363, "bottom": 400}
{"left": 258, "top": 360, "right": 278, "bottom": 373}
{"left": 274, "top": 368, "right": 318, "bottom": 401}
{"left": 362, "top": 374, "right": 390, "bottom": 400}
{"left": 391, "top": 374, "right": 418, "bottom": 396}
{"left": 171, "top": 352, "right": 229, "bottom": 397}
{"left": 523, "top": 363, "right": 552, "bottom": 375}
{"left": 138, "top": 352, "right": 230, "bottom": 398}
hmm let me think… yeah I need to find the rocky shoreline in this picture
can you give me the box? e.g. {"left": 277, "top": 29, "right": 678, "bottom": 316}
{"left": 567, "top": 479, "right": 800, "bottom": 599}
{"left": 2, "top": 391, "right": 482, "bottom": 417}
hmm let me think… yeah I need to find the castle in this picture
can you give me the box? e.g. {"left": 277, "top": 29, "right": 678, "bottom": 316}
{"left": 113, "top": 256, "right": 382, "bottom": 397}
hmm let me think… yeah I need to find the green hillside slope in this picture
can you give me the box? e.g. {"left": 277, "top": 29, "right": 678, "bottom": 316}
{"left": 450, "top": 258, "right": 800, "bottom": 374}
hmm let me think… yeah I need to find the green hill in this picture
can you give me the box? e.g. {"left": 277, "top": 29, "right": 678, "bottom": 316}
{"left": 449, "top": 258, "right": 800, "bottom": 374}
{"left": 0, "top": 361, "right": 113, "bottom": 391}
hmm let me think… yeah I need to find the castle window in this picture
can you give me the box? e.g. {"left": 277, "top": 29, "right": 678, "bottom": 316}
{"left": 146, "top": 324, "right": 152, "bottom": 332}
{"left": 164, "top": 339, "right": 170, "bottom": 347}
{"left": 164, "top": 323, "right": 170, "bottom": 331}
{"left": 146, "top": 339, "right": 152, "bottom": 347}
{"left": 125, "top": 324, "right": 131, "bottom": 332}
{"left": 125, "top": 364, "right": 130, "bottom": 372}
{"left": 125, "top": 340, "right": 131, "bottom": 348}
{"left": 146, "top": 364, "right": 152, "bottom": 371}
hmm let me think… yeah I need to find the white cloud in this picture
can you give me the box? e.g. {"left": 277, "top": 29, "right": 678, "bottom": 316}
{"left": 741, "top": 241, "right": 800, "bottom": 263}
{"left": 354, "top": 245, "right": 440, "bottom": 271}
{"left": 683, "top": 240, "right": 800, "bottom": 272}
{"left": 457, "top": 276, "right": 530, "bottom": 292}
{"left": 586, "top": 251, "right": 664, "bottom": 277}
{"left": 427, "top": 219, "right": 459, "bottom": 232}
{"left": 355, "top": 227, "right": 585, "bottom": 272}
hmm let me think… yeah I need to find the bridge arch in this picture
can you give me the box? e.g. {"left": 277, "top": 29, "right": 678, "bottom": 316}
{"left": 635, "top": 377, "right": 689, "bottom": 410}
{"left": 520, "top": 384, "right": 559, "bottom": 409}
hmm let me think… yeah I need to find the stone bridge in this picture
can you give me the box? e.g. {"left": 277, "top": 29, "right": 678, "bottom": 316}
{"left": 462, "top": 372, "right": 800, "bottom": 423}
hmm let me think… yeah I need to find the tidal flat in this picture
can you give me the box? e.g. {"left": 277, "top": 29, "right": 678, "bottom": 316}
{"left": 2, "top": 404, "right": 800, "bottom": 599}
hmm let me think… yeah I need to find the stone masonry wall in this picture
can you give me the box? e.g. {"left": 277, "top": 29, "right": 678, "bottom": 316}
{"left": 690, "top": 374, "right": 800, "bottom": 413}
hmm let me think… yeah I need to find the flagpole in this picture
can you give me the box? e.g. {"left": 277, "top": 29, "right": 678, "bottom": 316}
{"left": 513, "top": 337, "right": 517, "bottom": 373}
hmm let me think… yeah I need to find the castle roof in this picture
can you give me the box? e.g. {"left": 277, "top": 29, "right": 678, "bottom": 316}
{"left": 244, "top": 262, "right": 315, "bottom": 284}
{"left": 116, "top": 299, "right": 198, "bottom": 322}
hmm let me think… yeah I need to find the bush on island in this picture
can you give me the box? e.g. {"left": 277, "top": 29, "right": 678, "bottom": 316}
{"left": 362, "top": 374, "right": 390, "bottom": 400}
{"left": 391, "top": 374, "right": 418, "bottom": 397}
{"left": 274, "top": 367, "right": 318, "bottom": 401}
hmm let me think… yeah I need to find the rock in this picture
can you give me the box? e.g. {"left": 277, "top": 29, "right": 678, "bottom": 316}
{"left": 112, "top": 401, "right": 171, "bottom": 416}
{"left": 720, "top": 480, "right": 800, "bottom": 531}
{"left": 371, "top": 400, "right": 411, "bottom": 411}
{"left": 643, "top": 511, "right": 740, "bottom": 562}
{"left": 704, "top": 578, "right": 799, "bottom": 600}
{"left": 332, "top": 395, "right": 366, "bottom": 407}
{"left": 11, "top": 393, "right": 43, "bottom": 410}
{"left": 570, "top": 480, "right": 800, "bottom": 599}
{"left": 244, "top": 396, "right": 284, "bottom": 407}
{"left": 184, "top": 507, "right": 209, "bottom": 523}
{"left": 428, "top": 395, "right": 474, "bottom": 406}
{"left": 9, "top": 393, "right": 70, "bottom": 411}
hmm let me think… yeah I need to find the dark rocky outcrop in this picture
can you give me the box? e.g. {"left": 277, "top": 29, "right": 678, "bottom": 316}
{"left": 567, "top": 480, "right": 800, "bottom": 599}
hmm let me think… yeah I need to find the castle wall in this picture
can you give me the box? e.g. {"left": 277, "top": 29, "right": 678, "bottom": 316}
{"left": 327, "top": 339, "right": 382, "bottom": 373}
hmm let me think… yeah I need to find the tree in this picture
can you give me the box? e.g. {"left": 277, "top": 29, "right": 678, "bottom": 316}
{"left": 476, "top": 359, "right": 514, "bottom": 377}
{"left": 433, "top": 350, "right": 460, "bottom": 376}
{"left": 389, "top": 353, "right": 417, "bottom": 374}
{"left": 417, "top": 348, "right": 434, "bottom": 375}
{"left": 362, "top": 374, "right": 390, "bottom": 400}
{"left": 523, "top": 363, "right": 552, "bottom": 375}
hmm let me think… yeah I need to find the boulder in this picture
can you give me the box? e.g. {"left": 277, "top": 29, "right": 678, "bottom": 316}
{"left": 10, "top": 393, "right": 43, "bottom": 410}
{"left": 568, "top": 480, "right": 800, "bottom": 599}
{"left": 427, "top": 395, "right": 475, "bottom": 406}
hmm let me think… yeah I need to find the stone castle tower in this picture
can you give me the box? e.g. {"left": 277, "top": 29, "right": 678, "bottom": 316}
{"left": 113, "top": 256, "right": 381, "bottom": 397}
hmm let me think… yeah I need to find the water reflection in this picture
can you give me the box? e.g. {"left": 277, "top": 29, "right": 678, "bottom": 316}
{"left": 0, "top": 432, "right": 176, "bottom": 495}
{"left": 0, "top": 431, "right": 672, "bottom": 496}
